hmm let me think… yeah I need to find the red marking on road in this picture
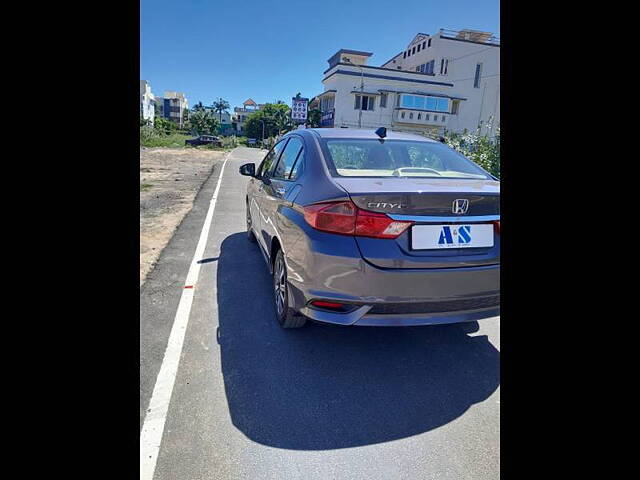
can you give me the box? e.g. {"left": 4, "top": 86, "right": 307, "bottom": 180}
{"left": 184, "top": 285, "right": 194, "bottom": 289}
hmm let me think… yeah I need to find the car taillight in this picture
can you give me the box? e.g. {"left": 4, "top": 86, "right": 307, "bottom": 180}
{"left": 303, "top": 201, "right": 413, "bottom": 239}
{"left": 303, "top": 201, "right": 356, "bottom": 235}
{"left": 493, "top": 220, "right": 500, "bottom": 235}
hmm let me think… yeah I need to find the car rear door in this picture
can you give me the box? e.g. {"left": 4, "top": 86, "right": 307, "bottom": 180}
{"left": 260, "top": 136, "right": 306, "bottom": 252}
{"left": 253, "top": 139, "right": 288, "bottom": 252}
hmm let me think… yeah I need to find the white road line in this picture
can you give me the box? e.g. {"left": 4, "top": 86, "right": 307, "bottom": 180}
{"left": 140, "top": 152, "right": 231, "bottom": 480}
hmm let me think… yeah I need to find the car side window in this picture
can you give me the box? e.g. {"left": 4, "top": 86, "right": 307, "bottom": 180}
{"left": 272, "top": 137, "right": 304, "bottom": 180}
{"left": 257, "top": 140, "right": 288, "bottom": 179}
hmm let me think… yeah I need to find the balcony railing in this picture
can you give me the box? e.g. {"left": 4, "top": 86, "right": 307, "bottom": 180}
{"left": 393, "top": 109, "right": 450, "bottom": 126}
{"left": 440, "top": 28, "right": 500, "bottom": 46}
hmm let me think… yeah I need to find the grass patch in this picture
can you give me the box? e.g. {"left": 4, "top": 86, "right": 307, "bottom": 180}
{"left": 140, "top": 183, "right": 154, "bottom": 192}
{"left": 140, "top": 131, "right": 191, "bottom": 148}
{"left": 141, "top": 127, "right": 247, "bottom": 151}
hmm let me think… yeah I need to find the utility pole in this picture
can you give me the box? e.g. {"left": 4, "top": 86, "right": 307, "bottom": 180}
{"left": 358, "top": 66, "right": 364, "bottom": 129}
{"left": 478, "top": 82, "right": 487, "bottom": 135}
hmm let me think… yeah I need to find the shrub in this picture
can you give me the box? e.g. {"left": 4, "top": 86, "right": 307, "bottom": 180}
{"left": 444, "top": 124, "right": 500, "bottom": 179}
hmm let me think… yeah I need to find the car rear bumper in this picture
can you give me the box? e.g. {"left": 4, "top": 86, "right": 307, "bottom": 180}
{"left": 300, "top": 304, "right": 500, "bottom": 326}
{"left": 284, "top": 226, "right": 500, "bottom": 327}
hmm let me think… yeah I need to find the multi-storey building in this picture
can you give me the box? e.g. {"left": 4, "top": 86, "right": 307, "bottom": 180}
{"left": 232, "top": 99, "right": 263, "bottom": 135}
{"left": 311, "top": 29, "right": 499, "bottom": 137}
{"left": 154, "top": 91, "right": 189, "bottom": 128}
{"left": 140, "top": 80, "right": 155, "bottom": 125}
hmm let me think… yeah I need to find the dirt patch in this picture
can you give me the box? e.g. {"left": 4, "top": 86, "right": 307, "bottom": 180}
{"left": 140, "top": 147, "right": 226, "bottom": 286}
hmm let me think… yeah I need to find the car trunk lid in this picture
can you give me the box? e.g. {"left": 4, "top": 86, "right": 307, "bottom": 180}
{"left": 334, "top": 177, "right": 500, "bottom": 269}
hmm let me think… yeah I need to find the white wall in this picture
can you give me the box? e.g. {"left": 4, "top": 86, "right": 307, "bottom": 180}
{"left": 140, "top": 81, "right": 155, "bottom": 124}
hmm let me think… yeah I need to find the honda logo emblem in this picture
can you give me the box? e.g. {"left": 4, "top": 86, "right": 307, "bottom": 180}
{"left": 452, "top": 199, "right": 469, "bottom": 215}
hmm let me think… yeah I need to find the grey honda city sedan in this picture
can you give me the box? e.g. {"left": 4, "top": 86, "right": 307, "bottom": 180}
{"left": 239, "top": 127, "right": 499, "bottom": 328}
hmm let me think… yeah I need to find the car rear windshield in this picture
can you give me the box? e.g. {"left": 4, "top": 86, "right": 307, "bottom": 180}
{"left": 321, "top": 139, "right": 491, "bottom": 179}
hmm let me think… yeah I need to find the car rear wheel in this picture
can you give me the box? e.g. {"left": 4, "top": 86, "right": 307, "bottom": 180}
{"left": 273, "top": 249, "right": 306, "bottom": 329}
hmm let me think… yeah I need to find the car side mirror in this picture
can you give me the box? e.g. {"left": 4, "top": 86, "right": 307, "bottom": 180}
{"left": 239, "top": 163, "right": 256, "bottom": 177}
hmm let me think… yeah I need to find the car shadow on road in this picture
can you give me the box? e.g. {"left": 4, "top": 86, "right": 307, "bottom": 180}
{"left": 216, "top": 232, "right": 500, "bottom": 451}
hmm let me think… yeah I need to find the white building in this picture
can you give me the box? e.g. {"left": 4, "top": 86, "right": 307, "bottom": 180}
{"left": 232, "top": 99, "right": 263, "bottom": 135}
{"left": 140, "top": 80, "right": 155, "bottom": 125}
{"left": 312, "top": 29, "right": 499, "bottom": 137}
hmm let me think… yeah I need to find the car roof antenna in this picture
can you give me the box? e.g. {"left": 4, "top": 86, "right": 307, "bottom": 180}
{"left": 375, "top": 127, "right": 387, "bottom": 139}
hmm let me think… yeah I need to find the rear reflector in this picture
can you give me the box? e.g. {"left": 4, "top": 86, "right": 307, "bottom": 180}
{"left": 303, "top": 201, "right": 413, "bottom": 239}
{"left": 493, "top": 220, "right": 500, "bottom": 235}
{"left": 310, "top": 300, "right": 344, "bottom": 309}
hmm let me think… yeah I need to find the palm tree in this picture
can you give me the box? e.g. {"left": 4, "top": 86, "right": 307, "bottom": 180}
{"left": 212, "top": 98, "right": 230, "bottom": 124}
{"left": 192, "top": 101, "right": 205, "bottom": 112}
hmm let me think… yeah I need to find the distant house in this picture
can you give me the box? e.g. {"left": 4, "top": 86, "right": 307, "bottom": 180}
{"left": 232, "top": 98, "right": 264, "bottom": 135}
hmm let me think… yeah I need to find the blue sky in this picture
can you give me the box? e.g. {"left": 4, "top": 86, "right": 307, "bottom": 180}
{"left": 141, "top": 0, "right": 499, "bottom": 109}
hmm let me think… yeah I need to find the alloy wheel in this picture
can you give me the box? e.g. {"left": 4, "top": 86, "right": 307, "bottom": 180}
{"left": 274, "top": 255, "right": 286, "bottom": 318}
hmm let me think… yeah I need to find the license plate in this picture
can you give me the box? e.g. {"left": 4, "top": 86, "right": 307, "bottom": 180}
{"left": 411, "top": 224, "right": 494, "bottom": 250}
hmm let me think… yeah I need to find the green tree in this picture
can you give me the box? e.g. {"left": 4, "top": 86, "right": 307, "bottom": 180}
{"left": 212, "top": 98, "right": 230, "bottom": 124}
{"left": 307, "top": 108, "right": 321, "bottom": 128}
{"left": 189, "top": 109, "right": 219, "bottom": 135}
{"left": 154, "top": 116, "right": 177, "bottom": 134}
{"left": 182, "top": 108, "right": 190, "bottom": 130}
{"left": 244, "top": 103, "right": 293, "bottom": 140}
{"left": 192, "top": 101, "right": 205, "bottom": 112}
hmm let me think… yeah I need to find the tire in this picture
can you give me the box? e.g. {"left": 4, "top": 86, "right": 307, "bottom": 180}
{"left": 246, "top": 202, "right": 257, "bottom": 243}
{"left": 273, "top": 249, "right": 306, "bottom": 328}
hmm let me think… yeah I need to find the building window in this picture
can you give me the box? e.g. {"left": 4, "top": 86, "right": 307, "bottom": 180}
{"left": 452, "top": 100, "right": 459, "bottom": 114}
{"left": 403, "top": 51, "right": 406, "bottom": 58}
{"left": 401, "top": 111, "right": 405, "bottom": 119}
{"left": 409, "top": 112, "right": 413, "bottom": 119}
{"left": 401, "top": 94, "right": 449, "bottom": 112}
{"left": 428, "top": 38, "right": 432, "bottom": 47}
{"left": 417, "top": 44, "right": 421, "bottom": 52}
{"left": 407, "top": 50, "right": 410, "bottom": 57}
{"left": 425, "top": 114, "right": 430, "bottom": 121}
{"left": 442, "top": 116, "right": 446, "bottom": 122}
{"left": 380, "top": 93, "right": 387, "bottom": 108}
{"left": 444, "top": 59, "right": 449, "bottom": 75}
{"left": 474, "top": 63, "right": 482, "bottom": 88}
{"left": 417, "top": 113, "right": 422, "bottom": 120}
{"left": 433, "top": 115, "right": 438, "bottom": 122}
{"left": 422, "top": 41, "right": 426, "bottom": 49}
{"left": 412, "top": 46, "right": 416, "bottom": 54}
{"left": 355, "top": 95, "right": 375, "bottom": 111}
{"left": 418, "top": 60, "right": 435, "bottom": 74}
{"left": 436, "top": 98, "right": 449, "bottom": 112}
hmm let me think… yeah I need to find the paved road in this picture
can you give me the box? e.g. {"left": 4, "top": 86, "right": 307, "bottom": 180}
{"left": 140, "top": 146, "right": 500, "bottom": 480}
